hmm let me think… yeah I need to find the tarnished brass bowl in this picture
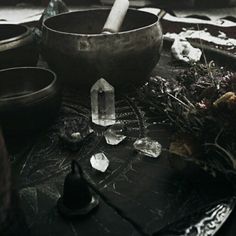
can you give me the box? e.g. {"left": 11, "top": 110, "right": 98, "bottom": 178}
{"left": 0, "top": 24, "right": 38, "bottom": 69}
{"left": 42, "top": 8, "right": 162, "bottom": 93}
{"left": 0, "top": 67, "right": 61, "bottom": 134}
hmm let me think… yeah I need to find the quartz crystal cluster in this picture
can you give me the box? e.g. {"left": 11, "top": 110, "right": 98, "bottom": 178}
{"left": 91, "top": 78, "right": 116, "bottom": 127}
{"left": 90, "top": 153, "right": 109, "bottom": 172}
{"left": 133, "top": 137, "right": 162, "bottom": 158}
{"left": 89, "top": 79, "right": 162, "bottom": 172}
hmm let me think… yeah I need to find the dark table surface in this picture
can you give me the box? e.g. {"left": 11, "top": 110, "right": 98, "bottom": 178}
{"left": 7, "top": 47, "right": 236, "bottom": 236}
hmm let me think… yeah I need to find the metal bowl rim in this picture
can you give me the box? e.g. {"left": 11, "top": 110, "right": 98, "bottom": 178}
{"left": 43, "top": 8, "right": 159, "bottom": 37}
{"left": 0, "top": 24, "right": 31, "bottom": 45}
{"left": 0, "top": 67, "right": 57, "bottom": 102}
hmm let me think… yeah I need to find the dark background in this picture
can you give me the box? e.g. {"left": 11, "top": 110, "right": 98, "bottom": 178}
{"left": 0, "top": 0, "right": 235, "bottom": 8}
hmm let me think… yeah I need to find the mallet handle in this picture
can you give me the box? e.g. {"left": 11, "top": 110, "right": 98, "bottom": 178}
{"left": 102, "top": 0, "right": 129, "bottom": 33}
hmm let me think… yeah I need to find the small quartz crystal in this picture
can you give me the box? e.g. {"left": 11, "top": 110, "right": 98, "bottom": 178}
{"left": 90, "top": 153, "right": 109, "bottom": 172}
{"left": 91, "top": 78, "right": 116, "bottom": 127}
{"left": 104, "top": 123, "right": 126, "bottom": 145}
{"left": 133, "top": 137, "right": 162, "bottom": 158}
{"left": 71, "top": 132, "right": 82, "bottom": 140}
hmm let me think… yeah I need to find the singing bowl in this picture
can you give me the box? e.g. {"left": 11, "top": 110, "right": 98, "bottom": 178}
{"left": 0, "top": 67, "right": 61, "bottom": 134}
{"left": 0, "top": 24, "right": 38, "bottom": 69}
{"left": 42, "top": 8, "right": 163, "bottom": 93}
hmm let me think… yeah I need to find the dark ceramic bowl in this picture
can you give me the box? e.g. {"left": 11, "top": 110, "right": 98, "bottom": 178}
{"left": 0, "top": 24, "right": 38, "bottom": 69}
{"left": 42, "top": 8, "right": 163, "bottom": 94}
{"left": 0, "top": 67, "right": 61, "bottom": 134}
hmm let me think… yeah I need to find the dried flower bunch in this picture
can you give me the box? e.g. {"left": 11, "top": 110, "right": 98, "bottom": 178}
{"left": 139, "top": 61, "right": 236, "bottom": 175}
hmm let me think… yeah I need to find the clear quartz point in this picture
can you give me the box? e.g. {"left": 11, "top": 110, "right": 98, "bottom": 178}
{"left": 91, "top": 78, "right": 116, "bottom": 126}
{"left": 133, "top": 137, "right": 162, "bottom": 158}
{"left": 90, "top": 153, "right": 109, "bottom": 172}
{"left": 104, "top": 123, "right": 126, "bottom": 145}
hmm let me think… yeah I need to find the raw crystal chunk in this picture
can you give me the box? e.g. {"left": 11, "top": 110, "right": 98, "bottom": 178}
{"left": 133, "top": 137, "right": 162, "bottom": 158}
{"left": 91, "top": 78, "right": 116, "bottom": 127}
{"left": 71, "top": 132, "right": 82, "bottom": 140}
{"left": 90, "top": 153, "right": 109, "bottom": 172}
{"left": 171, "top": 37, "right": 202, "bottom": 63}
{"left": 104, "top": 123, "right": 126, "bottom": 145}
{"left": 58, "top": 117, "right": 93, "bottom": 151}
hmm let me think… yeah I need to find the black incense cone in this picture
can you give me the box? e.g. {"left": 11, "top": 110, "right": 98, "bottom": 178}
{"left": 57, "top": 160, "right": 99, "bottom": 218}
